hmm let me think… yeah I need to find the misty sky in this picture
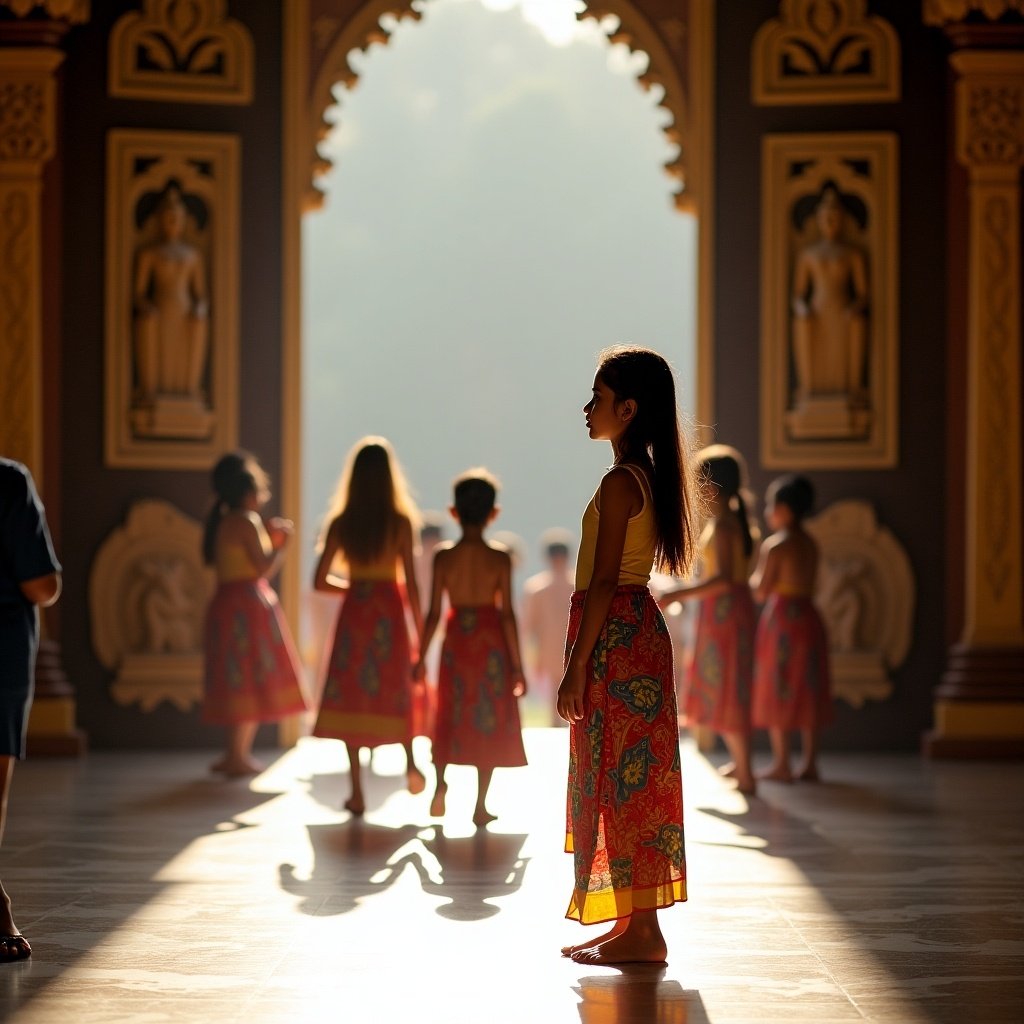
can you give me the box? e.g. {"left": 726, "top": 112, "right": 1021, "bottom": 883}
{"left": 302, "top": 0, "right": 697, "bottom": 586}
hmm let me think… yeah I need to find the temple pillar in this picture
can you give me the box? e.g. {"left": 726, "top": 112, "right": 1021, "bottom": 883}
{"left": 923, "top": 4, "right": 1024, "bottom": 756}
{"left": 0, "top": 2, "right": 88, "bottom": 755}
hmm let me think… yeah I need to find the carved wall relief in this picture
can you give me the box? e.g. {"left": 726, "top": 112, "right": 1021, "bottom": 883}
{"left": 105, "top": 129, "right": 238, "bottom": 468}
{"left": 752, "top": 0, "right": 900, "bottom": 105}
{"left": 761, "top": 132, "right": 898, "bottom": 468}
{"left": 89, "top": 500, "right": 214, "bottom": 712}
{"left": 805, "top": 500, "right": 915, "bottom": 707}
{"left": 108, "top": 0, "right": 253, "bottom": 104}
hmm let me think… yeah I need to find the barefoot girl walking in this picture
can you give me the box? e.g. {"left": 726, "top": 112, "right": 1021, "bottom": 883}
{"left": 557, "top": 346, "right": 698, "bottom": 965}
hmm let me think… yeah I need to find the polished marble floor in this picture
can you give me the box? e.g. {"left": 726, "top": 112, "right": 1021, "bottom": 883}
{"left": 1, "top": 729, "right": 1022, "bottom": 1023}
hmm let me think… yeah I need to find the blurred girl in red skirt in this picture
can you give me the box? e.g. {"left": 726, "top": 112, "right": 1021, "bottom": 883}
{"left": 750, "top": 474, "right": 832, "bottom": 782}
{"left": 312, "top": 437, "right": 425, "bottom": 815}
{"left": 202, "top": 451, "right": 308, "bottom": 776}
{"left": 659, "top": 446, "right": 758, "bottom": 795}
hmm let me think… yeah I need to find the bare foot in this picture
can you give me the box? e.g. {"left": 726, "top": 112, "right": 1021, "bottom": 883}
{"left": 570, "top": 930, "right": 668, "bottom": 965}
{"left": 213, "top": 758, "right": 263, "bottom": 778}
{"left": 561, "top": 920, "right": 626, "bottom": 957}
{"left": 796, "top": 763, "right": 820, "bottom": 782}
{"left": 429, "top": 783, "right": 447, "bottom": 818}
{"left": 407, "top": 766, "right": 426, "bottom": 795}
{"left": 718, "top": 761, "right": 738, "bottom": 779}
{"left": 734, "top": 775, "right": 757, "bottom": 795}
{"left": 756, "top": 763, "right": 793, "bottom": 783}
{"left": 343, "top": 796, "right": 365, "bottom": 817}
{"left": 472, "top": 808, "right": 497, "bottom": 827}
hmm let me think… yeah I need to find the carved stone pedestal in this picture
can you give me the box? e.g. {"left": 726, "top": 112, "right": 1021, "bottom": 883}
{"left": 131, "top": 395, "right": 215, "bottom": 440}
{"left": 786, "top": 396, "right": 871, "bottom": 440}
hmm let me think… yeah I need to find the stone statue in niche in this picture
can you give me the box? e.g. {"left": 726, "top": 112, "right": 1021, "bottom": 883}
{"left": 817, "top": 555, "right": 868, "bottom": 653}
{"left": 787, "top": 182, "right": 871, "bottom": 441}
{"left": 135, "top": 557, "right": 198, "bottom": 654}
{"left": 130, "top": 181, "right": 214, "bottom": 440}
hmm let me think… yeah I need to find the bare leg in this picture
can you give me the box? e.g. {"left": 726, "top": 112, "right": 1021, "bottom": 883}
{"left": 344, "top": 743, "right": 365, "bottom": 815}
{"left": 473, "top": 767, "right": 496, "bottom": 827}
{"left": 797, "top": 728, "right": 820, "bottom": 781}
{"left": 722, "top": 731, "right": 756, "bottom": 794}
{"left": 211, "top": 722, "right": 262, "bottom": 776}
{"left": 757, "top": 728, "right": 793, "bottom": 782}
{"left": 430, "top": 764, "right": 447, "bottom": 817}
{"left": 570, "top": 909, "right": 669, "bottom": 965}
{"left": 0, "top": 757, "right": 30, "bottom": 960}
{"left": 403, "top": 741, "right": 426, "bottom": 795}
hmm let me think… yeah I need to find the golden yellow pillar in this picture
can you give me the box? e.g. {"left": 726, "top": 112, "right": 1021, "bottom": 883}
{"left": 0, "top": 4, "right": 88, "bottom": 755}
{"left": 926, "top": 37, "right": 1024, "bottom": 756}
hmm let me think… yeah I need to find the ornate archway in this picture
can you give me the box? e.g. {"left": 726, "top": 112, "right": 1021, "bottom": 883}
{"left": 279, "top": 0, "right": 715, "bottom": 705}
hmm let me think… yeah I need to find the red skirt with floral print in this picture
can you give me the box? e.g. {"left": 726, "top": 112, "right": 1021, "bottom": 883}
{"left": 752, "top": 594, "right": 833, "bottom": 731}
{"left": 313, "top": 581, "right": 418, "bottom": 747}
{"left": 565, "top": 586, "right": 686, "bottom": 925}
{"left": 203, "top": 579, "right": 308, "bottom": 726}
{"left": 433, "top": 606, "right": 527, "bottom": 769}
{"left": 682, "top": 583, "right": 756, "bottom": 734}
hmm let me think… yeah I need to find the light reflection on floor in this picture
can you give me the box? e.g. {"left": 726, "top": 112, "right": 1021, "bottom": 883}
{"left": 2, "top": 730, "right": 1022, "bottom": 1023}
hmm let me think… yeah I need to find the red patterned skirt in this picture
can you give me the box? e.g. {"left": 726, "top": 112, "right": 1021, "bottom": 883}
{"left": 433, "top": 606, "right": 527, "bottom": 769}
{"left": 313, "top": 581, "right": 417, "bottom": 747}
{"left": 203, "top": 579, "right": 308, "bottom": 726}
{"left": 682, "top": 583, "right": 755, "bottom": 734}
{"left": 753, "top": 594, "right": 833, "bottom": 731}
{"left": 565, "top": 586, "right": 686, "bottom": 925}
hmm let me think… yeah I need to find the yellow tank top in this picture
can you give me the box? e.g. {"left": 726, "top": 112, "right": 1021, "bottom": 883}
{"left": 699, "top": 520, "right": 749, "bottom": 585}
{"left": 216, "top": 542, "right": 260, "bottom": 583}
{"left": 348, "top": 558, "right": 399, "bottom": 583}
{"left": 574, "top": 464, "right": 657, "bottom": 590}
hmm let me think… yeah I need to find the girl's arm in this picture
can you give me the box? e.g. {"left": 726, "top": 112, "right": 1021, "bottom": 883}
{"left": 397, "top": 515, "right": 423, "bottom": 642}
{"left": 413, "top": 548, "right": 446, "bottom": 679}
{"left": 749, "top": 537, "right": 779, "bottom": 603}
{"left": 497, "top": 551, "right": 526, "bottom": 698}
{"left": 238, "top": 511, "right": 286, "bottom": 579}
{"left": 312, "top": 520, "right": 349, "bottom": 594}
{"left": 657, "top": 520, "right": 732, "bottom": 605}
{"left": 557, "top": 468, "right": 635, "bottom": 723}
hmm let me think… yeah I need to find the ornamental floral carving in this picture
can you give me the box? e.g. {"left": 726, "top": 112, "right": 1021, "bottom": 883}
{"left": 753, "top": 0, "right": 900, "bottom": 105}
{"left": 923, "top": 0, "right": 1024, "bottom": 24}
{"left": 108, "top": 0, "right": 253, "bottom": 104}
{"left": 0, "top": 0, "right": 88, "bottom": 20}
{"left": 960, "top": 80, "right": 1024, "bottom": 167}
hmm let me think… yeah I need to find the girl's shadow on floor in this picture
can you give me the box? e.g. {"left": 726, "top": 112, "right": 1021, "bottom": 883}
{"left": 279, "top": 821, "right": 528, "bottom": 920}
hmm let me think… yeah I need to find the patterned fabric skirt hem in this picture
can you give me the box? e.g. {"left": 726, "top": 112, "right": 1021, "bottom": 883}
{"left": 565, "top": 585, "right": 686, "bottom": 923}
{"left": 433, "top": 605, "right": 526, "bottom": 769}
{"left": 203, "top": 578, "right": 307, "bottom": 726}
{"left": 752, "top": 594, "right": 833, "bottom": 731}
{"left": 682, "top": 583, "right": 755, "bottom": 735}
{"left": 314, "top": 581, "right": 417, "bottom": 741}
{"left": 564, "top": 877, "right": 687, "bottom": 926}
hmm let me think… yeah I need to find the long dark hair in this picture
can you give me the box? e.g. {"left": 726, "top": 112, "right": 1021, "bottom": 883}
{"left": 596, "top": 345, "right": 698, "bottom": 577}
{"left": 695, "top": 445, "right": 754, "bottom": 558}
{"left": 321, "top": 437, "right": 420, "bottom": 565}
{"left": 202, "top": 451, "right": 269, "bottom": 565}
{"left": 769, "top": 473, "right": 815, "bottom": 522}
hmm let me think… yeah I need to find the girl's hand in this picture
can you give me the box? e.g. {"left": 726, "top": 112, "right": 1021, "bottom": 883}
{"left": 266, "top": 517, "right": 294, "bottom": 549}
{"left": 510, "top": 668, "right": 527, "bottom": 699}
{"left": 556, "top": 663, "right": 586, "bottom": 723}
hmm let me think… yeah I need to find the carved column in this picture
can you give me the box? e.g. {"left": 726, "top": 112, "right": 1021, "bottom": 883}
{"left": 924, "top": 6, "right": 1024, "bottom": 755}
{"left": 0, "top": 2, "right": 88, "bottom": 755}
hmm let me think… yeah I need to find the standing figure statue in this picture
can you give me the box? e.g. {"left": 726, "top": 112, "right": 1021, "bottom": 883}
{"left": 789, "top": 185, "right": 870, "bottom": 434}
{"left": 131, "top": 185, "right": 212, "bottom": 438}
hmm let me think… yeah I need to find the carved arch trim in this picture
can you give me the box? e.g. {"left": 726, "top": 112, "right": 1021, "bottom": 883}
{"left": 752, "top": 0, "right": 900, "bottom": 106}
{"left": 304, "top": 0, "right": 691, "bottom": 210}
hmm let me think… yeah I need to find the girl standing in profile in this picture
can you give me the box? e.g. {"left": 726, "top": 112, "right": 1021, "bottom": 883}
{"left": 202, "top": 451, "right": 307, "bottom": 776}
{"left": 750, "top": 474, "right": 832, "bottom": 782}
{"left": 312, "top": 437, "right": 426, "bottom": 815}
{"left": 558, "top": 345, "right": 698, "bottom": 965}
{"left": 659, "top": 446, "right": 758, "bottom": 795}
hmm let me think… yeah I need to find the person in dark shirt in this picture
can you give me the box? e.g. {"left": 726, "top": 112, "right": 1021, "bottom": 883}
{"left": 0, "top": 458, "right": 61, "bottom": 963}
